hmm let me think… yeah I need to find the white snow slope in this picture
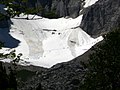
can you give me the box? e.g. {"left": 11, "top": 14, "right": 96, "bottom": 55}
{"left": 84, "top": 0, "right": 98, "bottom": 7}
{"left": 0, "top": 0, "right": 102, "bottom": 68}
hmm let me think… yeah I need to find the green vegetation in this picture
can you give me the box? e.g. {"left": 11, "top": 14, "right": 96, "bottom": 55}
{"left": 81, "top": 28, "right": 120, "bottom": 90}
{"left": 0, "top": 0, "right": 18, "bottom": 18}
{"left": 36, "top": 83, "right": 43, "bottom": 90}
{"left": 0, "top": 0, "right": 41, "bottom": 19}
{"left": 0, "top": 13, "right": 8, "bottom": 21}
{"left": 0, "top": 41, "right": 4, "bottom": 49}
{"left": 0, "top": 62, "right": 17, "bottom": 90}
{"left": 0, "top": 0, "right": 59, "bottom": 19}
{"left": 17, "top": 69, "right": 35, "bottom": 81}
{"left": 42, "top": 10, "right": 58, "bottom": 19}
{"left": 0, "top": 40, "right": 22, "bottom": 90}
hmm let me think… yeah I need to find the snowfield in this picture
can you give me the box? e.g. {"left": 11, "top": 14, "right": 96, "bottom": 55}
{"left": 0, "top": 0, "right": 102, "bottom": 68}
{"left": 84, "top": 0, "right": 98, "bottom": 7}
{"left": 0, "top": 14, "right": 103, "bottom": 68}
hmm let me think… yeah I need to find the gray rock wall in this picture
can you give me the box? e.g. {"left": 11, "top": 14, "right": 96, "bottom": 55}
{"left": 51, "top": 0, "right": 84, "bottom": 18}
{"left": 25, "top": 0, "right": 84, "bottom": 18}
{"left": 80, "top": 0, "right": 120, "bottom": 37}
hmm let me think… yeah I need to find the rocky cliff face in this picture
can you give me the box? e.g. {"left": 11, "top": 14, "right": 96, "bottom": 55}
{"left": 80, "top": 0, "right": 120, "bottom": 37}
{"left": 34, "top": 0, "right": 84, "bottom": 18}
{"left": 51, "top": 0, "right": 84, "bottom": 18}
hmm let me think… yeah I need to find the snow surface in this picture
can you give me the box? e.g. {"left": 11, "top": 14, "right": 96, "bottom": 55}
{"left": 84, "top": 0, "right": 98, "bottom": 7}
{"left": 0, "top": 14, "right": 103, "bottom": 68}
{"left": 0, "top": 0, "right": 103, "bottom": 68}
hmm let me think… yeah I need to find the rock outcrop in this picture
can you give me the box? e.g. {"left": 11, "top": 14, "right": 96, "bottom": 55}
{"left": 80, "top": 0, "right": 120, "bottom": 37}
{"left": 51, "top": 0, "right": 84, "bottom": 18}
{"left": 33, "top": 0, "right": 84, "bottom": 18}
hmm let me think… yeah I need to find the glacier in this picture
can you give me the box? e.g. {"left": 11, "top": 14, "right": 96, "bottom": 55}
{"left": 0, "top": 0, "right": 102, "bottom": 68}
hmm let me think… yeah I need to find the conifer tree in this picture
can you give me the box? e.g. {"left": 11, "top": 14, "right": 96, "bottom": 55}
{"left": 0, "top": 0, "right": 40, "bottom": 19}
{"left": 81, "top": 28, "right": 120, "bottom": 90}
{"left": 9, "top": 67, "right": 17, "bottom": 90}
{"left": 0, "top": 62, "right": 9, "bottom": 89}
{"left": 0, "top": 41, "right": 17, "bottom": 90}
